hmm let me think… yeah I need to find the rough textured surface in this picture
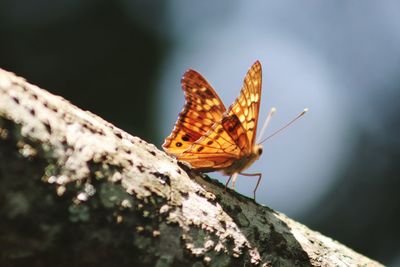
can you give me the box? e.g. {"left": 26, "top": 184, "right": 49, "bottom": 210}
{"left": 0, "top": 68, "right": 383, "bottom": 267}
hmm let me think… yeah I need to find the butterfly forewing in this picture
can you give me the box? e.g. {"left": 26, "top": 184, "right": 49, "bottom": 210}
{"left": 163, "top": 69, "right": 226, "bottom": 155}
{"left": 221, "top": 114, "right": 250, "bottom": 153}
{"left": 227, "top": 61, "right": 262, "bottom": 146}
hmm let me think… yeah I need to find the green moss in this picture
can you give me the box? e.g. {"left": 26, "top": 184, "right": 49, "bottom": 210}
{"left": 68, "top": 203, "right": 90, "bottom": 222}
{"left": 44, "top": 163, "right": 58, "bottom": 177}
{"left": 99, "top": 183, "right": 131, "bottom": 208}
{"left": 154, "top": 255, "right": 174, "bottom": 267}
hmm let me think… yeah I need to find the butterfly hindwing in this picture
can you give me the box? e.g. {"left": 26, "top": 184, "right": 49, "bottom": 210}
{"left": 176, "top": 121, "right": 241, "bottom": 171}
{"left": 163, "top": 69, "right": 226, "bottom": 155}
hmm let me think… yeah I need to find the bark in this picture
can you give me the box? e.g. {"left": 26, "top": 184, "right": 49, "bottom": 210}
{"left": 0, "top": 68, "right": 383, "bottom": 267}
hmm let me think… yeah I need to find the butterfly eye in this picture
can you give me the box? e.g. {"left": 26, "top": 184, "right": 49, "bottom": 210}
{"left": 257, "top": 147, "right": 263, "bottom": 155}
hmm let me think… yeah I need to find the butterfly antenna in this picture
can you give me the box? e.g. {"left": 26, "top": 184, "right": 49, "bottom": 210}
{"left": 256, "top": 107, "right": 277, "bottom": 143}
{"left": 259, "top": 108, "right": 308, "bottom": 144}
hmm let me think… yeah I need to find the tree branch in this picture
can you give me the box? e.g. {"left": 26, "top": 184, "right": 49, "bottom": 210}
{"left": 0, "top": 69, "right": 382, "bottom": 267}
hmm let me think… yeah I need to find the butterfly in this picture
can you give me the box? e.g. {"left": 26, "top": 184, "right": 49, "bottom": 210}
{"left": 163, "top": 61, "right": 264, "bottom": 199}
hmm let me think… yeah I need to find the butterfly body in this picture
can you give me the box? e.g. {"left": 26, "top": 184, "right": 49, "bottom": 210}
{"left": 163, "top": 61, "right": 264, "bottom": 198}
{"left": 221, "top": 144, "right": 262, "bottom": 176}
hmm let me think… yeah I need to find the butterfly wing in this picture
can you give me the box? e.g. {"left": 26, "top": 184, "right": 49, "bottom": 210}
{"left": 176, "top": 115, "right": 246, "bottom": 171}
{"left": 177, "top": 61, "right": 263, "bottom": 171}
{"left": 227, "top": 61, "right": 262, "bottom": 147}
{"left": 163, "top": 69, "right": 226, "bottom": 155}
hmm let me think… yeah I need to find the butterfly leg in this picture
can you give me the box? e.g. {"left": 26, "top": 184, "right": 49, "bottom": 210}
{"left": 225, "top": 175, "right": 233, "bottom": 191}
{"left": 225, "top": 173, "right": 238, "bottom": 191}
{"left": 239, "top": 172, "right": 262, "bottom": 200}
{"left": 230, "top": 173, "right": 239, "bottom": 189}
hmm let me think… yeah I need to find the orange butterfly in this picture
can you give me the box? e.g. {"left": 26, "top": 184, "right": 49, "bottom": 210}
{"left": 163, "top": 61, "right": 264, "bottom": 199}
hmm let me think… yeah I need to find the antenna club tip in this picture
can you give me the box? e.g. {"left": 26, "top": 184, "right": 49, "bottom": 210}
{"left": 271, "top": 107, "right": 277, "bottom": 113}
{"left": 301, "top": 108, "right": 309, "bottom": 115}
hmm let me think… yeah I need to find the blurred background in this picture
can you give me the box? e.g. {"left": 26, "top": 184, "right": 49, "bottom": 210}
{"left": 1, "top": 0, "right": 399, "bottom": 264}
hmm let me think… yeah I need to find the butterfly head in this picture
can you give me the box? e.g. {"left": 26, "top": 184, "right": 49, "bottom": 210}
{"left": 253, "top": 144, "right": 263, "bottom": 158}
{"left": 233, "top": 144, "right": 262, "bottom": 173}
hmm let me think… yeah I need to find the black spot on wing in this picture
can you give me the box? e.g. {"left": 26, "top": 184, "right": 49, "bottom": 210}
{"left": 204, "top": 89, "right": 214, "bottom": 97}
{"left": 222, "top": 115, "right": 241, "bottom": 133}
{"left": 182, "top": 134, "right": 190, "bottom": 141}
